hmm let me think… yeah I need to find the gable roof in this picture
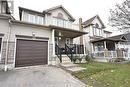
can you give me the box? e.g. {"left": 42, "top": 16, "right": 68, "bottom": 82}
{"left": 104, "top": 30, "right": 112, "bottom": 33}
{"left": 123, "top": 33, "right": 130, "bottom": 41}
{"left": 19, "top": 7, "right": 45, "bottom": 16}
{"left": 109, "top": 33, "right": 130, "bottom": 41}
{"left": 82, "top": 15, "right": 105, "bottom": 28}
{"left": 90, "top": 35, "right": 128, "bottom": 43}
{"left": 43, "top": 5, "right": 75, "bottom": 22}
{"left": 91, "top": 33, "right": 128, "bottom": 43}
{"left": 108, "top": 35, "right": 127, "bottom": 40}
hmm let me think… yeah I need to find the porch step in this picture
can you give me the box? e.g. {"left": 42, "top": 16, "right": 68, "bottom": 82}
{"left": 67, "top": 67, "right": 86, "bottom": 72}
{"left": 60, "top": 63, "right": 78, "bottom": 68}
{"left": 94, "top": 58, "right": 109, "bottom": 62}
{"left": 60, "top": 63, "right": 86, "bottom": 72}
{"left": 60, "top": 55, "right": 86, "bottom": 72}
{"left": 62, "top": 55, "right": 72, "bottom": 63}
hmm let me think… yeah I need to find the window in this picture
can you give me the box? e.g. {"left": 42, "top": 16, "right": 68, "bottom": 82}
{"left": 51, "top": 17, "right": 72, "bottom": 28}
{"left": 57, "top": 13, "right": 63, "bottom": 19}
{"left": 29, "top": 14, "right": 35, "bottom": 23}
{"left": 22, "top": 12, "right": 44, "bottom": 25}
{"left": 93, "top": 27, "right": 97, "bottom": 36}
{"left": 94, "top": 43, "right": 104, "bottom": 51}
{"left": 95, "top": 23, "right": 99, "bottom": 28}
{"left": 1, "top": 1, "right": 7, "bottom": 14}
{"left": 22, "top": 11, "right": 28, "bottom": 21}
{"left": 92, "top": 27, "right": 103, "bottom": 36}
{"left": 0, "top": 39, "right": 2, "bottom": 61}
{"left": 37, "top": 16, "right": 44, "bottom": 24}
{"left": 57, "top": 19, "right": 64, "bottom": 27}
{"left": 66, "top": 38, "right": 71, "bottom": 44}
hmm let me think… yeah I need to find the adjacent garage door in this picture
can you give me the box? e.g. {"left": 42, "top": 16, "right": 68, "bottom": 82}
{"left": 15, "top": 39, "right": 48, "bottom": 67}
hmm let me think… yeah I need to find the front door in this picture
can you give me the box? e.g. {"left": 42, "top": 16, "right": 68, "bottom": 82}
{"left": 55, "top": 37, "right": 59, "bottom": 45}
{"left": 66, "top": 38, "right": 71, "bottom": 44}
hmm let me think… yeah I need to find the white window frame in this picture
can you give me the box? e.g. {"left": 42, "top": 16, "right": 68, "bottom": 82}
{"left": 1, "top": 1, "right": 6, "bottom": 14}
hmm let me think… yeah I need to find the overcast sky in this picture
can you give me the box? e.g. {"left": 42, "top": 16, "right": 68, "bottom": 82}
{"left": 13, "top": 0, "right": 124, "bottom": 33}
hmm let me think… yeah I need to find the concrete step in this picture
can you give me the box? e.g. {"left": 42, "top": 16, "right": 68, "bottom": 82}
{"left": 62, "top": 60, "right": 72, "bottom": 63}
{"left": 62, "top": 58, "right": 71, "bottom": 61}
{"left": 59, "top": 55, "right": 86, "bottom": 72}
{"left": 60, "top": 62, "right": 86, "bottom": 72}
{"left": 62, "top": 55, "right": 71, "bottom": 63}
{"left": 62, "top": 57, "right": 70, "bottom": 60}
{"left": 60, "top": 63, "right": 78, "bottom": 68}
{"left": 67, "top": 67, "right": 86, "bottom": 72}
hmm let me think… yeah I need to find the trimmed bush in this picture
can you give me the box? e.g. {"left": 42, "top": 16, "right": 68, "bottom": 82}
{"left": 114, "top": 58, "right": 126, "bottom": 62}
{"left": 85, "top": 55, "right": 93, "bottom": 62}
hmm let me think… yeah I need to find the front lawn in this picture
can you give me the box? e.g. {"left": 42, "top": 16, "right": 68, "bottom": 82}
{"left": 72, "top": 62, "right": 130, "bottom": 87}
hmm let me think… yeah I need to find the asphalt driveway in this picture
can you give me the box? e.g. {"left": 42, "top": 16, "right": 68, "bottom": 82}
{"left": 0, "top": 66, "right": 86, "bottom": 87}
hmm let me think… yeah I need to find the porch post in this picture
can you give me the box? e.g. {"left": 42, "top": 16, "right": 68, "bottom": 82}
{"left": 104, "top": 41, "right": 108, "bottom": 58}
{"left": 91, "top": 43, "right": 94, "bottom": 53}
{"left": 52, "top": 29, "right": 55, "bottom": 55}
{"left": 115, "top": 43, "right": 117, "bottom": 49}
{"left": 104, "top": 41, "right": 107, "bottom": 49}
{"left": 83, "top": 35, "right": 86, "bottom": 54}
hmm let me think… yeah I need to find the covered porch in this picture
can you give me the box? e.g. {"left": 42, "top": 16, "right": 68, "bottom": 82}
{"left": 90, "top": 37, "right": 128, "bottom": 62}
{"left": 50, "top": 25, "right": 87, "bottom": 62}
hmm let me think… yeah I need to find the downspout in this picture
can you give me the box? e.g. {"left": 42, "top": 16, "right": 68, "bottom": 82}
{"left": 4, "top": 18, "right": 11, "bottom": 71}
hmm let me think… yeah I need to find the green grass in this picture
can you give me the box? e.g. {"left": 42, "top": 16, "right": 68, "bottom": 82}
{"left": 72, "top": 62, "right": 130, "bottom": 87}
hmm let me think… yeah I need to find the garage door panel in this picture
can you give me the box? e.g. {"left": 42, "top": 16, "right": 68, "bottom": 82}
{"left": 16, "top": 54, "right": 47, "bottom": 58}
{"left": 15, "top": 39, "right": 48, "bottom": 67}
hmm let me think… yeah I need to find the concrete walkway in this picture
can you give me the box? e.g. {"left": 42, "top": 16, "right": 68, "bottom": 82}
{"left": 0, "top": 66, "right": 86, "bottom": 87}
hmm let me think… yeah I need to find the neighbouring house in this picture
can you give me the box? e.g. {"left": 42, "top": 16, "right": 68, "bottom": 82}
{"left": 110, "top": 33, "right": 130, "bottom": 59}
{"left": 81, "top": 15, "right": 129, "bottom": 62}
{"left": 0, "top": 3, "right": 87, "bottom": 71}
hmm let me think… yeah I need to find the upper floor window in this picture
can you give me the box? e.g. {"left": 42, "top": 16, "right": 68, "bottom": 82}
{"left": 95, "top": 23, "right": 99, "bottom": 28}
{"left": 92, "top": 27, "right": 103, "bottom": 37}
{"left": 22, "top": 12, "right": 44, "bottom": 25}
{"left": 104, "top": 33, "right": 110, "bottom": 38}
{"left": 1, "top": 1, "right": 12, "bottom": 14}
{"left": 57, "top": 13, "right": 63, "bottom": 19}
{"left": 51, "top": 17, "right": 72, "bottom": 28}
{"left": 1, "top": 1, "right": 7, "bottom": 14}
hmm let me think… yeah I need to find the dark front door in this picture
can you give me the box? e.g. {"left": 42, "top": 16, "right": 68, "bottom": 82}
{"left": 15, "top": 39, "right": 48, "bottom": 67}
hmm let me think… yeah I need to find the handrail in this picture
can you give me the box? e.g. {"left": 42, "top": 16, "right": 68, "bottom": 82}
{"left": 55, "top": 44, "right": 62, "bottom": 63}
{"left": 67, "top": 44, "right": 84, "bottom": 54}
{"left": 66, "top": 44, "right": 76, "bottom": 54}
{"left": 65, "top": 44, "right": 73, "bottom": 62}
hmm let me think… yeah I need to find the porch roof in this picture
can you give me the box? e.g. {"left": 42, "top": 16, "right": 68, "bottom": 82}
{"left": 49, "top": 25, "right": 88, "bottom": 38}
{"left": 90, "top": 37, "right": 127, "bottom": 43}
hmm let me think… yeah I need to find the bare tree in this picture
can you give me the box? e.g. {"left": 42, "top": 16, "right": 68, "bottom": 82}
{"left": 109, "top": 0, "right": 130, "bottom": 32}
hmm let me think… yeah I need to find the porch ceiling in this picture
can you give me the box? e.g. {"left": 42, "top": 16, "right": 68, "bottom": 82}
{"left": 49, "top": 25, "right": 88, "bottom": 38}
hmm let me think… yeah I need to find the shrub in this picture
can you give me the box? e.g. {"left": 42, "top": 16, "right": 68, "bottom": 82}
{"left": 72, "top": 54, "right": 79, "bottom": 63}
{"left": 85, "top": 55, "right": 93, "bottom": 62}
{"left": 77, "top": 58, "right": 82, "bottom": 63}
{"left": 114, "top": 58, "right": 126, "bottom": 62}
{"left": 73, "top": 57, "right": 77, "bottom": 63}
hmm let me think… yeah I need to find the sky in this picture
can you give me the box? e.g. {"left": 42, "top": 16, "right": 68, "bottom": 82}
{"left": 13, "top": 0, "right": 124, "bottom": 34}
